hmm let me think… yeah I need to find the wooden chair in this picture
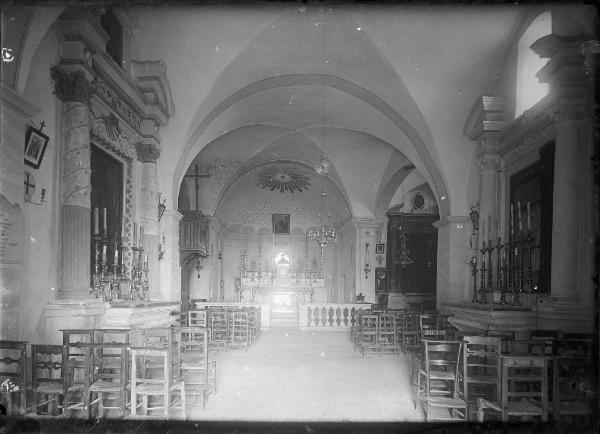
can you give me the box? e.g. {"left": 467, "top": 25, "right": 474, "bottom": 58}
{"left": 552, "top": 334, "right": 595, "bottom": 426}
{"left": 415, "top": 340, "right": 466, "bottom": 422}
{"left": 84, "top": 342, "right": 129, "bottom": 418}
{"left": 458, "top": 335, "right": 501, "bottom": 420}
{"left": 359, "top": 314, "right": 379, "bottom": 357}
{"left": 31, "top": 344, "right": 64, "bottom": 416}
{"left": 177, "top": 326, "right": 216, "bottom": 410}
{"left": 129, "top": 347, "right": 185, "bottom": 419}
{"left": 188, "top": 310, "right": 207, "bottom": 328}
{"left": 208, "top": 309, "right": 228, "bottom": 352}
{"left": 61, "top": 329, "right": 96, "bottom": 416}
{"left": 0, "top": 340, "right": 27, "bottom": 415}
{"left": 245, "top": 307, "right": 260, "bottom": 346}
{"left": 419, "top": 314, "right": 446, "bottom": 342}
{"left": 477, "top": 355, "right": 549, "bottom": 422}
{"left": 228, "top": 310, "right": 249, "bottom": 351}
{"left": 378, "top": 313, "right": 400, "bottom": 355}
{"left": 402, "top": 313, "right": 420, "bottom": 354}
{"left": 141, "top": 327, "right": 181, "bottom": 386}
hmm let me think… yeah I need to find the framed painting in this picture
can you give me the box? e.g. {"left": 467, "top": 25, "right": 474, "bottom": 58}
{"left": 375, "top": 243, "right": 385, "bottom": 254}
{"left": 24, "top": 126, "right": 49, "bottom": 169}
{"left": 272, "top": 213, "right": 290, "bottom": 234}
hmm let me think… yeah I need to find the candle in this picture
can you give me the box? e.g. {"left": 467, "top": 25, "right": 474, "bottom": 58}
{"left": 517, "top": 201, "right": 522, "bottom": 232}
{"left": 510, "top": 204, "right": 514, "bottom": 235}
{"left": 114, "top": 244, "right": 119, "bottom": 265}
{"left": 121, "top": 217, "right": 125, "bottom": 238}
{"left": 93, "top": 207, "right": 99, "bottom": 235}
{"left": 488, "top": 215, "right": 491, "bottom": 240}
{"left": 481, "top": 220, "right": 486, "bottom": 242}
{"left": 133, "top": 222, "right": 137, "bottom": 245}
{"left": 527, "top": 201, "right": 531, "bottom": 231}
{"left": 102, "top": 208, "right": 107, "bottom": 233}
{"left": 144, "top": 253, "right": 148, "bottom": 265}
{"left": 140, "top": 226, "right": 144, "bottom": 246}
{"left": 102, "top": 244, "right": 107, "bottom": 263}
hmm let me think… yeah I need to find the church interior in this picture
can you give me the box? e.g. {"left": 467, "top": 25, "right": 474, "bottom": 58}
{"left": 0, "top": 2, "right": 598, "bottom": 428}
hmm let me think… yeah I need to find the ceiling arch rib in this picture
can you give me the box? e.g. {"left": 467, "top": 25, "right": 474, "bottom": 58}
{"left": 174, "top": 74, "right": 449, "bottom": 217}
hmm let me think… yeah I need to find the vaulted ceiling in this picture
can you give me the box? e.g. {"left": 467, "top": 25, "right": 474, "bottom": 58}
{"left": 130, "top": 4, "right": 534, "bottom": 219}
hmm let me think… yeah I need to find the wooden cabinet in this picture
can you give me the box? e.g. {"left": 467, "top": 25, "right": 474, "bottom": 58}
{"left": 386, "top": 212, "right": 438, "bottom": 294}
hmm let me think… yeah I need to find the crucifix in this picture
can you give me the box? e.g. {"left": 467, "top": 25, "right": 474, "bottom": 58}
{"left": 183, "top": 164, "right": 210, "bottom": 210}
{"left": 24, "top": 172, "right": 36, "bottom": 196}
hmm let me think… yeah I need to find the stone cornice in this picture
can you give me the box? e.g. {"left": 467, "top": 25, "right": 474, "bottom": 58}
{"left": 432, "top": 216, "right": 468, "bottom": 229}
{"left": 463, "top": 96, "right": 506, "bottom": 141}
{"left": 351, "top": 218, "right": 383, "bottom": 230}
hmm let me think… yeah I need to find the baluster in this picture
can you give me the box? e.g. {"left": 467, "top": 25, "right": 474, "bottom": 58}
{"left": 350, "top": 308, "right": 356, "bottom": 328}
{"left": 321, "top": 307, "right": 327, "bottom": 326}
{"left": 343, "top": 307, "right": 348, "bottom": 326}
{"left": 314, "top": 307, "right": 320, "bottom": 327}
{"left": 307, "top": 306, "right": 312, "bottom": 327}
{"left": 328, "top": 307, "right": 334, "bottom": 327}
{"left": 335, "top": 307, "right": 341, "bottom": 327}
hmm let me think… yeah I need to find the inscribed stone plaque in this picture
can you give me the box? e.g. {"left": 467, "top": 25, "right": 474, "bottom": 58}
{"left": 0, "top": 193, "right": 23, "bottom": 264}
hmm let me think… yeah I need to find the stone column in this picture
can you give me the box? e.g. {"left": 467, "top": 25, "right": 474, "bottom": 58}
{"left": 532, "top": 35, "right": 594, "bottom": 304}
{"left": 433, "top": 217, "right": 469, "bottom": 307}
{"left": 479, "top": 155, "right": 500, "bottom": 242}
{"left": 136, "top": 142, "right": 161, "bottom": 300}
{"left": 51, "top": 68, "right": 95, "bottom": 300}
{"left": 158, "top": 209, "right": 182, "bottom": 302}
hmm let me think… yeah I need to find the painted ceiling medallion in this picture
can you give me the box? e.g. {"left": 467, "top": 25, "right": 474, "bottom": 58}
{"left": 257, "top": 166, "right": 311, "bottom": 193}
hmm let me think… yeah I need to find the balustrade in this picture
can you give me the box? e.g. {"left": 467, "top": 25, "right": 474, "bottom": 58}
{"left": 299, "top": 304, "right": 371, "bottom": 330}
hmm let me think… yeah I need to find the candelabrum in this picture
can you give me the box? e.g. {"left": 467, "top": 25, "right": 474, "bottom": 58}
{"left": 472, "top": 229, "right": 540, "bottom": 307}
{"left": 91, "top": 233, "right": 127, "bottom": 302}
{"left": 130, "top": 245, "right": 150, "bottom": 302}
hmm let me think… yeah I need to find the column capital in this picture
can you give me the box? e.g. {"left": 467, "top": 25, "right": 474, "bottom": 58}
{"left": 351, "top": 217, "right": 383, "bottom": 230}
{"left": 50, "top": 66, "right": 95, "bottom": 103}
{"left": 135, "top": 141, "right": 161, "bottom": 162}
{"left": 479, "top": 154, "right": 500, "bottom": 172}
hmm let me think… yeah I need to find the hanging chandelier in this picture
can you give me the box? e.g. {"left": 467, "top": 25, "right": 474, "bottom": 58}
{"left": 308, "top": 20, "right": 338, "bottom": 258}
{"left": 393, "top": 228, "right": 414, "bottom": 268}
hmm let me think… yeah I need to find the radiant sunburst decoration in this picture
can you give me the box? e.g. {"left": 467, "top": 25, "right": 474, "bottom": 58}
{"left": 257, "top": 166, "right": 311, "bottom": 193}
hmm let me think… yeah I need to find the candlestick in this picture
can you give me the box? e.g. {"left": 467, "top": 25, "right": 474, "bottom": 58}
{"left": 517, "top": 201, "right": 522, "bottom": 232}
{"left": 102, "top": 208, "right": 107, "bottom": 233}
{"left": 527, "top": 201, "right": 531, "bottom": 231}
{"left": 93, "top": 207, "right": 99, "bottom": 235}
{"left": 102, "top": 244, "right": 107, "bottom": 263}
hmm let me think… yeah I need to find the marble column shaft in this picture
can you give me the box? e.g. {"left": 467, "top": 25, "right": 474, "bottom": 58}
{"left": 59, "top": 101, "right": 91, "bottom": 298}
{"left": 140, "top": 160, "right": 160, "bottom": 300}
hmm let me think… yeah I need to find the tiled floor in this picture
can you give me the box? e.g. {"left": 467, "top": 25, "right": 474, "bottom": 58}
{"left": 190, "top": 328, "right": 424, "bottom": 422}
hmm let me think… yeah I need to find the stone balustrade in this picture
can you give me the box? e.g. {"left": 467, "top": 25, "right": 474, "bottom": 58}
{"left": 299, "top": 304, "right": 371, "bottom": 330}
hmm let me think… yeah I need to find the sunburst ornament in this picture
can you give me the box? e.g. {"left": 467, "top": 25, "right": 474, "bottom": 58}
{"left": 257, "top": 166, "right": 311, "bottom": 193}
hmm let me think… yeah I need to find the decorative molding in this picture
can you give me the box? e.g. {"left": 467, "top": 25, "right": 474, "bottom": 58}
{"left": 135, "top": 142, "right": 161, "bottom": 163}
{"left": 89, "top": 116, "right": 137, "bottom": 160}
{"left": 432, "top": 216, "right": 469, "bottom": 229}
{"left": 581, "top": 39, "right": 600, "bottom": 75}
{"left": 91, "top": 71, "right": 143, "bottom": 133}
{"left": 50, "top": 67, "right": 94, "bottom": 103}
{"left": 463, "top": 96, "right": 506, "bottom": 140}
{"left": 257, "top": 165, "right": 311, "bottom": 193}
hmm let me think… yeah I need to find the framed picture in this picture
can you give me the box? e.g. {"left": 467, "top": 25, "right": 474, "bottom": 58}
{"left": 272, "top": 213, "right": 290, "bottom": 234}
{"left": 375, "top": 243, "right": 385, "bottom": 254}
{"left": 24, "top": 126, "right": 49, "bottom": 169}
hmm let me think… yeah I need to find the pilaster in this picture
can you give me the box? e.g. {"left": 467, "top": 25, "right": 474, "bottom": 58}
{"left": 158, "top": 209, "right": 183, "bottom": 303}
{"left": 352, "top": 218, "right": 382, "bottom": 305}
{"left": 433, "top": 216, "right": 469, "bottom": 308}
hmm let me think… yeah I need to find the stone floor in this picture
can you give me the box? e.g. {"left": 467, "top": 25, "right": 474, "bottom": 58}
{"left": 189, "top": 328, "right": 424, "bottom": 422}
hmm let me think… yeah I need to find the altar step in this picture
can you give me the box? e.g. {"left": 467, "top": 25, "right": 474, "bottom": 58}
{"left": 270, "top": 311, "right": 299, "bottom": 328}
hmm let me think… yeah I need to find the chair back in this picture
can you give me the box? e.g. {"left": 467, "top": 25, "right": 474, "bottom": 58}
{"left": 188, "top": 310, "right": 208, "bottom": 327}
{"left": 0, "top": 340, "right": 27, "bottom": 415}
{"left": 420, "top": 314, "right": 446, "bottom": 341}
{"left": 31, "top": 344, "right": 63, "bottom": 388}
{"left": 461, "top": 335, "right": 502, "bottom": 404}
{"left": 423, "top": 340, "right": 463, "bottom": 373}
{"left": 501, "top": 355, "right": 548, "bottom": 421}
{"left": 142, "top": 327, "right": 180, "bottom": 382}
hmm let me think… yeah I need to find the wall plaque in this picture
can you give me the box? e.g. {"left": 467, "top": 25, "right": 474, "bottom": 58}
{"left": 0, "top": 194, "right": 23, "bottom": 264}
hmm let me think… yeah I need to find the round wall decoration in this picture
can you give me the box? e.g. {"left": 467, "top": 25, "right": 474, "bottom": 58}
{"left": 257, "top": 165, "right": 311, "bottom": 193}
{"left": 411, "top": 192, "right": 425, "bottom": 210}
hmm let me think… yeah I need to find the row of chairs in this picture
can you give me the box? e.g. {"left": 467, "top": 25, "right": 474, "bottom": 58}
{"left": 186, "top": 307, "right": 261, "bottom": 352}
{"left": 0, "top": 325, "right": 216, "bottom": 419}
{"left": 411, "top": 331, "right": 596, "bottom": 424}
{"left": 351, "top": 310, "right": 456, "bottom": 357}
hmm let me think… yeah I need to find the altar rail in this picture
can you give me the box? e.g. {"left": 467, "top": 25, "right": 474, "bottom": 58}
{"left": 299, "top": 304, "right": 372, "bottom": 330}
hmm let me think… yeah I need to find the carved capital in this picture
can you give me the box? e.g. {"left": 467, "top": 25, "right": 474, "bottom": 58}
{"left": 479, "top": 154, "right": 500, "bottom": 172}
{"left": 135, "top": 142, "right": 160, "bottom": 162}
{"left": 50, "top": 66, "right": 94, "bottom": 103}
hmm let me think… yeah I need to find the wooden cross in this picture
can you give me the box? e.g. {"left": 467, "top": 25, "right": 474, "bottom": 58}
{"left": 39, "top": 121, "right": 45, "bottom": 132}
{"left": 183, "top": 164, "right": 210, "bottom": 211}
{"left": 24, "top": 172, "right": 35, "bottom": 195}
